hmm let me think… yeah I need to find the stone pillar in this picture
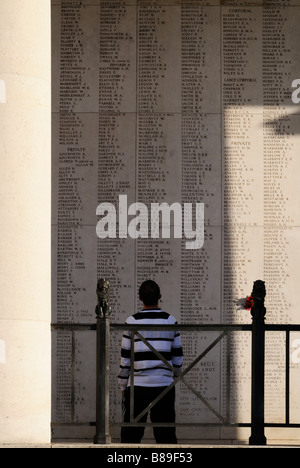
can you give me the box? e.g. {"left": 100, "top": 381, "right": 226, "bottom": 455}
{"left": 0, "top": 1, "right": 51, "bottom": 444}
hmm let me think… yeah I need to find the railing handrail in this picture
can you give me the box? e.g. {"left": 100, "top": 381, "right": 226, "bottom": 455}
{"left": 110, "top": 323, "right": 252, "bottom": 331}
{"left": 52, "top": 322, "right": 300, "bottom": 332}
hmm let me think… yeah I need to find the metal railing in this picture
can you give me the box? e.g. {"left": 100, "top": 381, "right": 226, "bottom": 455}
{"left": 112, "top": 322, "right": 249, "bottom": 428}
{"left": 92, "top": 279, "right": 300, "bottom": 446}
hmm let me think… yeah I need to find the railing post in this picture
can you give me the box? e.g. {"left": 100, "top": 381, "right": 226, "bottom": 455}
{"left": 249, "top": 280, "right": 267, "bottom": 446}
{"left": 94, "top": 279, "right": 111, "bottom": 444}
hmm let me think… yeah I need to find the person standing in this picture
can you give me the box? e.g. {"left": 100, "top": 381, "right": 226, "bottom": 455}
{"left": 118, "top": 280, "right": 183, "bottom": 444}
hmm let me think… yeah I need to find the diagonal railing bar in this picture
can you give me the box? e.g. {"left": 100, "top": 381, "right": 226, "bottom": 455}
{"left": 132, "top": 330, "right": 227, "bottom": 423}
{"left": 134, "top": 330, "right": 178, "bottom": 376}
{"left": 180, "top": 331, "right": 228, "bottom": 378}
{"left": 131, "top": 377, "right": 176, "bottom": 423}
{"left": 176, "top": 375, "right": 227, "bottom": 423}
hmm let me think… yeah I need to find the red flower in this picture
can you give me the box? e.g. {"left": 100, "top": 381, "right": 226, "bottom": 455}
{"left": 244, "top": 296, "right": 254, "bottom": 310}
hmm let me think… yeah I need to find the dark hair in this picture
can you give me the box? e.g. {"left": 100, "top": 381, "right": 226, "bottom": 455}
{"left": 139, "top": 280, "right": 161, "bottom": 306}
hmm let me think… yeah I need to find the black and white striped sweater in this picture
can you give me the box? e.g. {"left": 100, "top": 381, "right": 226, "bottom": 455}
{"left": 118, "top": 309, "right": 183, "bottom": 390}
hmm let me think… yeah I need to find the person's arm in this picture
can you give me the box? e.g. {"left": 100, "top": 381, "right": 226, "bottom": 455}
{"left": 171, "top": 327, "right": 183, "bottom": 374}
{"left": 118, "top": 326, "right": 131, "bottom": 392}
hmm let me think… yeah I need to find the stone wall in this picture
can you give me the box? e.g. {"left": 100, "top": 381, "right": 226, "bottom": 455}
{"left": 52, "top": 0, "right": 300, "bottom": 443}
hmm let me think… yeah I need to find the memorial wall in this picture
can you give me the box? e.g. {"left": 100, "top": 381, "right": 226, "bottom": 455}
{"left": 52, "top": 0, "right": 300, "bottom": 442}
